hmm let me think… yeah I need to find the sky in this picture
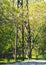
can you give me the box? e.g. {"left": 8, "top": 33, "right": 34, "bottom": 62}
{"left": 44, "top": 0, "right": 46, "bottom": 2}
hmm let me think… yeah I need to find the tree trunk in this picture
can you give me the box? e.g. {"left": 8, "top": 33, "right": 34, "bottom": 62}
{"left": 22, "top": 23, "right": 24, "bottom": 61}
{"left": 12, "top": 0, "right": 17, "bottom": 61}
{"left": 26, "top": 0, "right": 32, "bottom": 59}
{"left": 28, "top": 21, "right": 32, "bottom": 59}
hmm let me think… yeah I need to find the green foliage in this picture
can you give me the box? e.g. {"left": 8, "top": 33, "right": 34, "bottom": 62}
{"left": 0, "top": 0, "right": 46, "bottom": 62}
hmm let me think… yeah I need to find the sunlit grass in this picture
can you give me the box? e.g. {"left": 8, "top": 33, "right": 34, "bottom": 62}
{"left": 0, "top": 58, "right": 15, "bottom": 63}
{"left": 0, "top": 50, "right": 46, "bottom": 63}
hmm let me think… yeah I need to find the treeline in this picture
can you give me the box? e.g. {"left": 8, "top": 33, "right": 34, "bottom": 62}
{"left": 0, "top": 0, "right": 46, "bottom": 62}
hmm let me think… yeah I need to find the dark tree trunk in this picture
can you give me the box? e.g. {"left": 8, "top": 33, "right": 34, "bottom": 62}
{"left": 26, "top": 0, "right": 32, "bottom": 59}
{"left": 42, "top": 49, "right": 44, "bottom": 59}
{"left": 12, "top": 0, "right": 17, "bottom": 61}
{"left": 22, "top": 23, "right": 24, "bottom": 61}
{"left": 17, "top": 0, "right": 24, "bottom": 61}
{"left": 28, "top": 21, "right": 32, "bottom": 59}
{"left": 15, "top": 27, "right": 18, "bottom": 61}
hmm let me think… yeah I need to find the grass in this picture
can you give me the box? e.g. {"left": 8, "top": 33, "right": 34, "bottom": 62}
{"left": 0, "top": 58, "right": 15, "bottom": 63}
{"left": 0, "top": 49, "right": 46, "bottom": 63}
{"left": 0, "top": 55, "right": 46, "bottom": 64}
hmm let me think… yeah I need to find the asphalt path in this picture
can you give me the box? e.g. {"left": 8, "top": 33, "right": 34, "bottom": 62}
{"left": 0, "top": 60, "right": 46, "bottom": 65}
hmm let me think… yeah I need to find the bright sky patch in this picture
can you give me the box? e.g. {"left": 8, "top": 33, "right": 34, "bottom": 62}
{"left": 44, "top": 0, "right": 46, "bottom": 2}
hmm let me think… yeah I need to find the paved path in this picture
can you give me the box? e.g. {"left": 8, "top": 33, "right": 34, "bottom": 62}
{"left": 0, "top": 60, "right": 46, "bottom": 65}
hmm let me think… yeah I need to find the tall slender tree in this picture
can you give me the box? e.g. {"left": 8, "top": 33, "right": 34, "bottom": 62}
{"left": 17, "top": 0, "right": 24, "bottom": 61}
{"left": 12, "top": 0, "right": 17, "bottom": 61}
{"left": 26, "top": 0, "right": 32, "bottom": 59}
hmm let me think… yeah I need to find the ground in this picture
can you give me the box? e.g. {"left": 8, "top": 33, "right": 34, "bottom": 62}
{"left": 0, "top": 60, "right": 46, "bottom": 65}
